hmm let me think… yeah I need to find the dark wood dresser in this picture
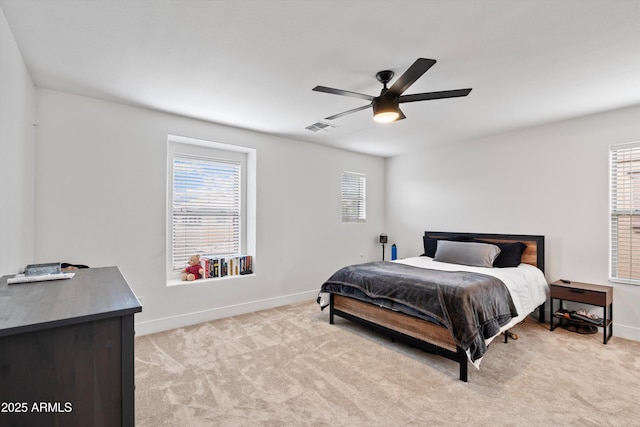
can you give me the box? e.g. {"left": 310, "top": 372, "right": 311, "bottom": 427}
{"left": 0, "top": 266, "right": 142, "bottom": 426}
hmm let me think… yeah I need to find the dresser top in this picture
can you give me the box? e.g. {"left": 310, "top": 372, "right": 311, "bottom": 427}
{"left": 0, "top": 266, "right": 142, "bottom": 337}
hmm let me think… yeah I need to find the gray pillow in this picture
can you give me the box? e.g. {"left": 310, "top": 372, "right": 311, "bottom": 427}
{"left": 433, "top": 240, "right": 501, "bottom": 268}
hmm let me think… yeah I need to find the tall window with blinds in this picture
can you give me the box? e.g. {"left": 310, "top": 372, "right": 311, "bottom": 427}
{"left": 610, "top": 142, "right": 640, "bottom": 284}
{"left": 341, "top": 172, "right": 366, "bottom": 223}
{"left": 172, "top": 154, "right": 241, "bottom": 271}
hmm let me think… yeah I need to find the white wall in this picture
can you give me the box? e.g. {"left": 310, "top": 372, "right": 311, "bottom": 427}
{"left": 34, "top": 89, "right": 385, "bottom": 334}
{"left": 386, "top": 104, "right": 640, "bottom": 341}
{"left": 0, "top": 8, "right": 35, "bottom": 275}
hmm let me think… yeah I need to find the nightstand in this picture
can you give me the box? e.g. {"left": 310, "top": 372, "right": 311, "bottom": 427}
{"left": 549, "top": 280, "right": 613, "bottom": 344}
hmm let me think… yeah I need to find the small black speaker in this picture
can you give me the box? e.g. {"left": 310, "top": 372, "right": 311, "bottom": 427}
{"left": 379, "top": 233, "right": 388, "bottom": 244}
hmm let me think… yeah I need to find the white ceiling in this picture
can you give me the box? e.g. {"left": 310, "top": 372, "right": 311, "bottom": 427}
{"left": 2, "top": 0, "right": 640, "bottom": 157}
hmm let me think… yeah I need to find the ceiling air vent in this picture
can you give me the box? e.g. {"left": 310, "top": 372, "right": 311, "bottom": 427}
{"left": 305, "top": 121, "right": 338, "bottom": 133}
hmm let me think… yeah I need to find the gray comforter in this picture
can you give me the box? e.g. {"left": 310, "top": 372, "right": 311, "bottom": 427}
{"left": 320, "top": 261, "right": 517, "bottom": 361}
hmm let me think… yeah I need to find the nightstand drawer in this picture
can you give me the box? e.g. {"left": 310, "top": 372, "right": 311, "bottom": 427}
{"left": 550, "top": 286, "right": 607, "bottom": 306}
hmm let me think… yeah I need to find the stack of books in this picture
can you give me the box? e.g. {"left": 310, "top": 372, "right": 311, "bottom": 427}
{"left": 200, "top": 255, "right": 253, "bottom": 278}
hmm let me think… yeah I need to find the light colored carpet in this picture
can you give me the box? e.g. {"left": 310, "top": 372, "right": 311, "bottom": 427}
{"left": 135, "top": 300, "right": 640, "bottom": 426}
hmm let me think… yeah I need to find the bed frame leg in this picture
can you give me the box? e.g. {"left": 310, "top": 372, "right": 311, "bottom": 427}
{"left": 457, "top": 347, "right": 468, "bottom": 382}
{"left": 504, "top": 330, "right": 518, "bottom": 343}
{"left": 538, "top": 302, "right": 545, "bottom": 323}
{"left": 329, "top": 293, "right": 335, "bottom": 325}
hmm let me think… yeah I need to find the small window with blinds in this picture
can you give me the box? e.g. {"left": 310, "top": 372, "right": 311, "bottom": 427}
{"left": 171, "top": 154, "right": 242, "bottom": 272}
{"left": 610, "top": 141, "right": 640, "bottom": 284}
{"left": 341, "top": 172, "right": 366, "bottom": 223}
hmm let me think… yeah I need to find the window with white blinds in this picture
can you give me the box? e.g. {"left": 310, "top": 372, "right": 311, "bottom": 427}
{"left": 171, "top": 154, "right": 241, "bottom": 271}
{"left": 610, "top": 141, "right": 640, "bottom": 284}
{"left": 341, "top": 172, "right": 366, "bottom": 223}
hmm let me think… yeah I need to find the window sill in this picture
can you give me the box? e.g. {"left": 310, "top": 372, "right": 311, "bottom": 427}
{"left": 167, "top": 273, "right": 255, "bottom": 287}
{"left": 609, "top": 277, "right": 640, "bottom": 286}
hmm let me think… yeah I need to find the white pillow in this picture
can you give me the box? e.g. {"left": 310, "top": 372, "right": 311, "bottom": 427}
{"left": 433, "top": 240, "right": 501, "bottom": 268}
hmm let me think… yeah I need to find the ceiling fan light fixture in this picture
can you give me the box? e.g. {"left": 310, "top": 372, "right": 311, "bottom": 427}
{"left": 373, "top": 111, "right": 399, "bottom": 123}
{"left": 372, "top": 96, "right": 400, "bottom": 123}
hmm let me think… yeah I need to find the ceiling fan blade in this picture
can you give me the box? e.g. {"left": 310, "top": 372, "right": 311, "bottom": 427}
{"left": 399, "top": 88, "right": 472, "bottom": 103}
{"left": 396, "top": 108, "right": 406, "bottom": 121}
{"left": 386, "top": 58, "right": 436, "bottom": 97}
{"left": 324, "top": 104, "right": 372, "bottom": 120}
{"left": 313, "top": 86, "right": 375, "bottom": 101}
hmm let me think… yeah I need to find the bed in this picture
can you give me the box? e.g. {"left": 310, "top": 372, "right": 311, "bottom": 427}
{"left": 318, "top": 231, "right": 548, "bottom": 382}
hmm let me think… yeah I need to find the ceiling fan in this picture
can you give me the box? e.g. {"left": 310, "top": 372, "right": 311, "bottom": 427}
{"left": 313, "top": 58, "right": 472, "bottom": 123}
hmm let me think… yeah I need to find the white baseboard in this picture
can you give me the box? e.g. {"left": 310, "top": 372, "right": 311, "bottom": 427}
{"left": 135, "top": 290, "right": 318, "bottom": 336}
{"left": 613, "top": 323, "right": 640, "bottom": 342}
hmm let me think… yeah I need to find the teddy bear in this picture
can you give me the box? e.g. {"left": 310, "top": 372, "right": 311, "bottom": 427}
{"left": 181, "top": 254, "right": 204, "bottom": 281}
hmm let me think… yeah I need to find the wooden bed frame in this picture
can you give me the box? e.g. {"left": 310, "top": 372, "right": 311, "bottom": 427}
{"left": 328, "top": 231, "right": 546, "bottom": 382}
